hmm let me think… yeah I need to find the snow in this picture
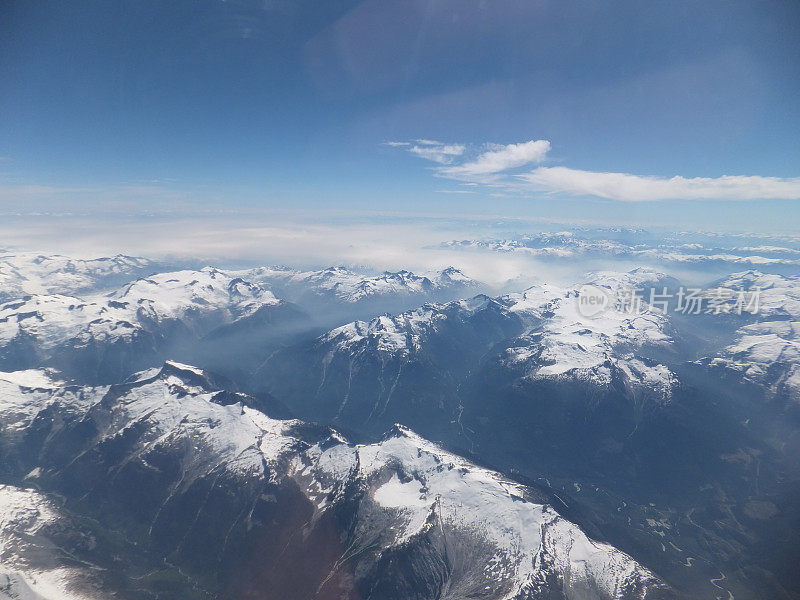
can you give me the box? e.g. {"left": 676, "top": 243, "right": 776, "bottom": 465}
{"left": 0, "top": 363, "right": 301, "bottom": 484}
{"left": 0, "top": 485, "right": 57, "bottom": 543}
{"left": 0, "top": 485, "right": 96, "bottom": 600}
{"left": 0, "top": 369, "right": 60, "bottom": 389}
{"left": 0, "top": 257, "right": 479, "bottom": 371}
{"left": 0, "top": 267, "right": 283, "bottom": 356}
{"left": 93, "top": 366, "right": 296, "bottom": 477}
{"left": 374, "top": 474, "right": 428, "bottom": 508}
{"left": 445, "top": 234, "right": 800, "bottom": 267}
{"left": 163, "top": 360, "right": 206, "bottom": 375}
{"left": 0, "top": 255, "right": 482, "bottom": 377}
{"left": 322, "top": 301, "right": 459, "bottom": 356}
{"left": 709, "top": 321, "right": 800, "bottom": 401}
{"left": 588, "top": 267, "right": 670, "bottom": 292}
{"left": 500, "top": 273, "right": 674, "bottom": 398}
{"left": 241, "top": 265, "right": 474, "bottom": 304}
{"left": 0, "top": 252, "right": 152, "bottom": 301}
{"left": 0, "top": 371, "right": 92, "bottom": 435}
{"left": 310, "top": 426, "right": 662, "bottom": 598}
{"left": 0, "top": 293, "right": 136, "bottom": 350}
{"left": 313, "top": 270, "right": 676, "bottom": 401}
{"left": 702, "top": 272, "right": 800, "bottom": 402}
{"left": 712, "top": 271, "right": 800, "bottom": 318}
{"left": 115, "top": 267, "right": 279, "bottom": 321}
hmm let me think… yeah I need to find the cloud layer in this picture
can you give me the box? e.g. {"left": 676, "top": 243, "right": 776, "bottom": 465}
{"left": 0, "top": 213, "right": 548, "bottom": 288}
{"left": 390, "top": 139, "right": 800, "bottom": 201}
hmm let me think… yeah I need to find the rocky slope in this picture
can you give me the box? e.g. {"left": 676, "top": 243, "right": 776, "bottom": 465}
{"left": 0, "top": 363, "right": 673, "bottom": 600}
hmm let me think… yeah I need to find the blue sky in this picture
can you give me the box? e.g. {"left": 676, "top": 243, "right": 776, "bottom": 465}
{"left": 1, "top": 0, "right": 799, "bottom": 230}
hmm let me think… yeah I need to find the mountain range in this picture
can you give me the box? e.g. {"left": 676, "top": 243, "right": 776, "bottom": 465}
{"left": 0, "top": 252, "right": 798, "bottom": 599}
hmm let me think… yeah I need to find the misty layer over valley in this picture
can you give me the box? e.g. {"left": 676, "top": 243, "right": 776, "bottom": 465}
{"left": 0, "top": 232, "right": 798, "bottom": 600}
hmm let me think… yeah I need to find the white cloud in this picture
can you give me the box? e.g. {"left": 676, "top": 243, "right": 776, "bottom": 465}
{"left": 521, "top": 167, "right": 800, "bottom": 201}
{"left": 438, "top": 140, "right": 551, "bottom": 180}
{"left": 386, "top": 139, "right": 466, "bottom": 164}
{"left": 390, "top": 139, "right": 551, "bottom": 179}
{"left": 408, "top": 142, "right": 466, "bottom": 164}
{"left": 388, "top": 138, "right": 800, "bottom": 201}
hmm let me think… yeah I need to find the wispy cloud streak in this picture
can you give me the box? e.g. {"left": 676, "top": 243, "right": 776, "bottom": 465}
{"left": 521, "top": 167, "right": 800, "bottom": 201}
{"left": 438, "top": 140, "right": 550, "bottom": 181}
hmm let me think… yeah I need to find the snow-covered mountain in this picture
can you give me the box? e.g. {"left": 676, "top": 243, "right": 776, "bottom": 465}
{"left": 0, "top": 252, "right": 478, "bottom": 319}
{"left": 0, "top": 253, "right": 154, "bottom": 303}
{"left": 242, "top": 265, "right": 475, "bottom": 304}
{"left": 111, "top": 267, "right": 286, "bottom": 331}
{"left": 698, "top": 271, "right": 800, "bottom": 407}
{"left": 0, "top": 253, "right": 796, "bottom": 600}
{"left": 0, "top": 484, "right": 98, "bottom": 600}
{"left": 0, "top": 255, "right": 481, "bottom": 383}
{"left": 255, "top": 294, "right": 524, "bottom": 434}
{"left": 496, "top": 270, "right": 677, "bottom": 402}
{"left": 0, "top": 363, "right": 673, "bottom": 600}
{"left": 257, "top": 269, "right": 679, "bottom": 437}
{"left": 0, "top": 267, "right": 306, "bottom": 382}
{"left": 236, "top": 264, "right": 479, "bottom": 326}
{"left": 255, "top": 271, "right": 779, "bottom": 599}
{"left": 709, "top": 320, "right": 800, "bottom": 403}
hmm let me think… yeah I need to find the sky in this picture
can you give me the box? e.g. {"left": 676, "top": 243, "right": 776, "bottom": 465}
{"left": 1, "top": 0, "right": 799, "bottom": 239}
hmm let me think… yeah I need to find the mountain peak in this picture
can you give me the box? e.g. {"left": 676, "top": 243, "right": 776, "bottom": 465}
{"left": 156, "top": 360, "right": 229, "bottom": 394}
{"left": 382, "top": 422, "right": 417, "bottom": 440}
